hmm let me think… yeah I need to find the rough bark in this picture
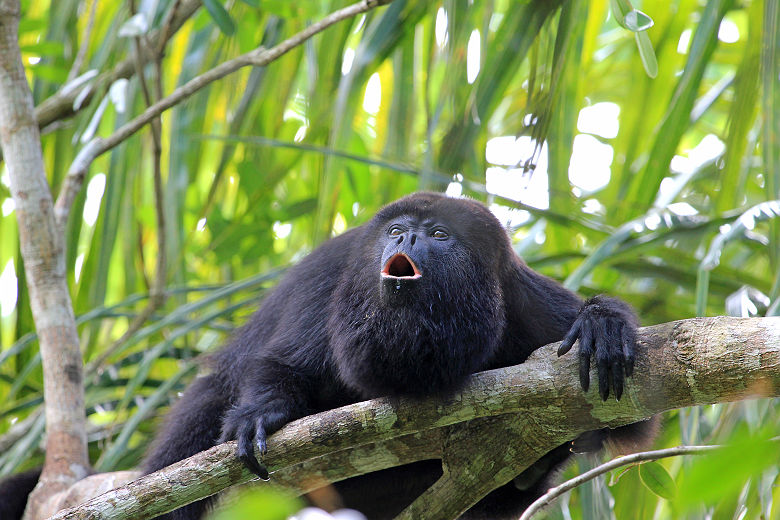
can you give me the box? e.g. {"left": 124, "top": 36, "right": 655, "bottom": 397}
{"left": 47, "top": 316, "right": 780, "bottom": 520}
{"left": 0, "top": 1, "right": 90, "bottom": 518}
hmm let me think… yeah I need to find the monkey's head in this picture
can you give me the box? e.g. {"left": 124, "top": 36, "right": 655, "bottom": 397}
{"left": 329, "top": 193, "right": 510, "bottom": 397}
{"left": 376, "top": 194, "right": 508, "bottom": 304}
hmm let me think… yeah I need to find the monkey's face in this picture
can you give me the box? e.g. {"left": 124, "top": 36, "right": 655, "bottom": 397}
{"left": 378, "top": 217, "right": 453, "bottom": 306}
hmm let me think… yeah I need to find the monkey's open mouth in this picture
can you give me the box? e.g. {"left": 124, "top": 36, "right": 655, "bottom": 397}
{"left": 381, "top": 253, "right": 421, "bottom": 279}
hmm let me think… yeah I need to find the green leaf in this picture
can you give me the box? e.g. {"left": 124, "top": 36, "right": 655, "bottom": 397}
{"left": 28, "top": 63, "right": 68, "bottom": 83}
{"left": 608, "top": 465, "right": 635, "bottom": 485}
{"left": 634, "top": 31, "right": 658, "bottom": 78}
{"left": 676, "top": 427, "right": 780, "bottom": 511}
{"left": 701, "top": 201, "right": 780, "bottom": 271}
{"left": 639, "top": 461, "right": 676, "bottom": 500}
{"left": 202, "top": 0, "right": 236, "bottom": 35}
{"left": 19, "top": 41, "right": 65, "bottom": 56}
{"left": 622, "top": 0, "right": 734, "bottom": 217}
{"left": 18, "top": 17, "right": 46, "bottom": 33}
{"left": 761, "top": 0, "right": 780, "bottom": 273}
{"left": 210, "top": 488, "right": 301, "bottom": 520}
{"left": 261, "top": 1, "right": 320, "bottom": 18}
{"left": 609, "top": 0, "right": 629, "bottom": 26}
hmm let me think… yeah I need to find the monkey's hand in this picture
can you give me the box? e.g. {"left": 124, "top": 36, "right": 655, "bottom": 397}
{"left": 556, "top": 295, "right": 637, "bottom": 401}
{"left": 220, "top": 404, "right": 290, "bottom": 481}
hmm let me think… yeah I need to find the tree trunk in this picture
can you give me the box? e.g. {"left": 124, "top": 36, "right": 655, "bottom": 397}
{"left": 0, "top": 2, "right": 89, "bottom": 518}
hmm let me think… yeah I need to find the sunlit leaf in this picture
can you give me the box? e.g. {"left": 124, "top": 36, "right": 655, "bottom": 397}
{"left": 211, "top": 489, "right": 301, "bottom": 520}
{"left": 639, "top": 461, "right": 676, "bottom": 500}
{"left": 701, "top": 201, "right": 780, "bottom": 271}
{"left": 635, "top": 31, "right": 658, "bottom": 78}
{"left": 19, "top": 41, "right": 64, "bottom": 55}
{"left": 675, "top": 428, "right": 780, "bottom": 511}
{"left": 28, "top": 63, "right": 67, "bottom": 83}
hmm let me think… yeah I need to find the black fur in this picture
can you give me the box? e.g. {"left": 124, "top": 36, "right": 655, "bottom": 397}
{"left": 0, "top": 193, "right": 648, "bottom": 519}
{"left": 0, "top": 467, "right": 40, "bottom": 519}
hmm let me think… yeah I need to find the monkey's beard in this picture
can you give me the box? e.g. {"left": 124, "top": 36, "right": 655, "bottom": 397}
{"left": 328, "top": 260, "right": 506, "bottom": 398}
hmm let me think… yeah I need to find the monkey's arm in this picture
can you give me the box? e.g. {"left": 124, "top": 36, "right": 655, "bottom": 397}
{"left": 219, "top": 359, "right": 314, "bottom": 479}
{"left": 504, "top": 264, "right": 638, "bottom": 401}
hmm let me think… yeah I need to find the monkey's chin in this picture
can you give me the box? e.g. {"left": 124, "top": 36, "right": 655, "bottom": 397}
{"left": 379, "top": 274, "right": 421, "bottom": 306}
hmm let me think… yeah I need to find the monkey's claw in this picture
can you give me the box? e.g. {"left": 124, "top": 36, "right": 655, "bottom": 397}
{"left": 238, "top": 452, "right": 269, "bottom": 481}
{"left": 557, "top": 295, "right": 637, "bottom": 401}
{"left": 220, "top": 406, "right": 272, "bottom": 481}
{"left": 236, "top": 421, "right": 270, "bottom": 480}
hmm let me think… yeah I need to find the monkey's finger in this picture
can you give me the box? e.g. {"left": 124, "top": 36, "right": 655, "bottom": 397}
{"left": 594, "top": 331, "right": 610, "bottom": 401}
{"left": 558, "top": 316, "right": 583, "bottom": 357}
{"left": 236, "top": 421, "right": 254, "bottom": 458}
{"left": 611, "top": 357, "right": 624, "bottom": 401}
{"left": 239, "top": 453, "right": 269, "bottom": 481}
{"left": 255, "top": 419, "right": 269, "bottom": 455}
{"left": 621, "top": 325, "right": 636, "bottom": 377}
{"left": 237, "top": 421, "right": 269, "bottom": 480}
{"left": 578, "top": 320, "right": 594, "bottom": 392}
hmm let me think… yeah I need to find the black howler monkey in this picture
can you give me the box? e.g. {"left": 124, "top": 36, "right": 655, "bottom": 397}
{"left": 0, "top": 193, "right": 652, "bottom": 520}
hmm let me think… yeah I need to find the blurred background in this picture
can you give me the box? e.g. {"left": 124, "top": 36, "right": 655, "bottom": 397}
{"left": 1, "top": 0, "right": 778, "bottom": 518}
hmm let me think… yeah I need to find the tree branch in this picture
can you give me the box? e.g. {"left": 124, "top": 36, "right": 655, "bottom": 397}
{"left": 53, "top": 0, "right": 395, "bottom": 229}
{"left": 34, "top": 0, "right": 201, "bottom": 131}
{"left": 46, "top": 316, "right": 780, "bottom": 520}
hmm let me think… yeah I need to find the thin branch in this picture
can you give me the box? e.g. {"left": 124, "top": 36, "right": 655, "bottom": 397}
{"left": 33, "top": 0, "right": 201, "bottom": 130}
{"left": 0, "top": 0, "right": 199, "bottom": 167}
{"left": 53, "top": 0, "right": 395, "bottom": 229}
{"left": 518, "top": 445, "right": 723, "bottom": 520}
{"left": 66, "top": 0, "right": 99, "bottom": 82}
{"left": 156, "top": 0, "right": 183, "bottom": 56}
{"left": 0, "top": 409, "right": 42, "bottom": 454}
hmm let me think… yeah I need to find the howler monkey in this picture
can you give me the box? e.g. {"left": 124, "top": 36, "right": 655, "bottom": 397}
{"left": 0, "top": 193, "right": 651, "bottom": 520}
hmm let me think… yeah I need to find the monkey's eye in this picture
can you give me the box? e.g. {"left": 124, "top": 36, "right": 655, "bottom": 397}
{"left": 432, "top": 229, "right": 449, "bottom": 240}
{"left": 388, "top": 226, "right": 404, "bottom": 237}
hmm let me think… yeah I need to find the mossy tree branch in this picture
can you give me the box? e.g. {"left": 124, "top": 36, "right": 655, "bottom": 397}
{"left": 48, "top": 316, "right": 780, "bottom": 520}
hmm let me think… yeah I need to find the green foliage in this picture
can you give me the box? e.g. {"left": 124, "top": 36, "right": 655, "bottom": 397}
{"left": 0, "top": 0, "right": 778, "bottom": 518}
{"left": 674, "top": 426, "right": 780, "bottom": 514}
{"left": 210, "top": 489, "right": 302, "bottom": 520}
{"left": 639, "top": 461, "right": 676, "bottom": 500}
{"left": 202, "top": 0, "right": 236, "bottom": 36}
